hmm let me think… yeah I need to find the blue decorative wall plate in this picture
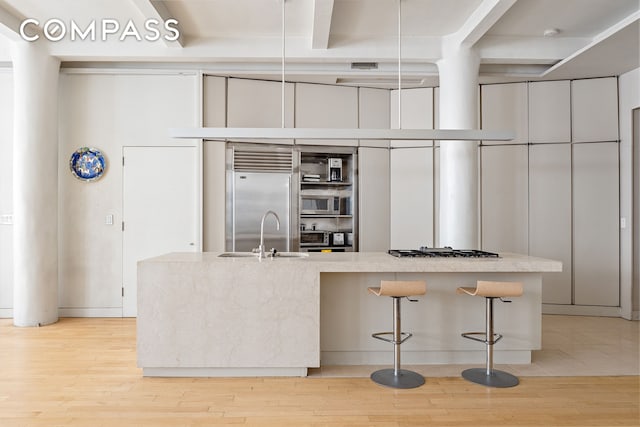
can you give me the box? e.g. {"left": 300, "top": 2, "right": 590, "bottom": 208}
{"left": 69, "top": 147, "right": 106, "bottom": 181}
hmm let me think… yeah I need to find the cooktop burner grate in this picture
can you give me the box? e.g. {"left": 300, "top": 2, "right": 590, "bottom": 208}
{"left": 388, "top": 247, "right": 499, "bottom": 258}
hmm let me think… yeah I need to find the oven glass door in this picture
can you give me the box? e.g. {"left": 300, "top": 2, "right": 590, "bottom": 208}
{"left": 300, "top": 231, "right": 328, "bottom": 246}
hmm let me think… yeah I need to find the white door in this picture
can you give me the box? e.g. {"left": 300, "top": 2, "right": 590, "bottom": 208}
{"left": 122, "top": 146, "right": 198, "bottom": 316}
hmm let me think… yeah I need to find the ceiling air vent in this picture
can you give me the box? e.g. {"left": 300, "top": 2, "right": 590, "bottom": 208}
{"left": 351, "top": 62, "right": 378, "bottom": 70}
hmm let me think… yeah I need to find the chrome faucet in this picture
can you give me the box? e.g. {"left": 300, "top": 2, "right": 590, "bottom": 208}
{"left": 256, "top": 210, "right": 280, "bottom": 260}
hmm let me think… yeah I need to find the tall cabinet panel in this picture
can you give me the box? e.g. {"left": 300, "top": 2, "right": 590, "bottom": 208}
{"left": 529, "top": 144, "right": 572, "bottom": 304}
{"left": 358, "top": 147, "right": 390, "bottom": 251}
{"left": 390, "top": 147, "right": 434, "bottom": 248}
{"left": 389, "top": 88, "right": 435, "bottom": 249}
{"left": 480, "top": 145, "right": 528, "bottom": 254}
{"left": 573, "top": 142, "right": 620, "bottom": 306}
{"left": 203, "top": 76, "right": 227, "bottom": 252}
{"left": 358, "top": 88, "right": 390, "bottom": 251}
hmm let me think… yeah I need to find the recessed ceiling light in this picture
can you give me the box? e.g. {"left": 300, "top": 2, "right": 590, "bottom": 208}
{"left": 543, "top": 28, "right": 560, "bottom": 37}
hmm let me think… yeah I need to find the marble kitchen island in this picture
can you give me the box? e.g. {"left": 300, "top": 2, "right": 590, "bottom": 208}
{"left": 137, "top": 252, "right": 561, "bottom": 377}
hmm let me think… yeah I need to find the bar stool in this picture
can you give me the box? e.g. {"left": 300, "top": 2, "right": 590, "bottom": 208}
{"left": 368, "top": 280, "right": 427, "bottom": 389}
{"left": 457, "top": 280, "right": 523, "bottom": 388}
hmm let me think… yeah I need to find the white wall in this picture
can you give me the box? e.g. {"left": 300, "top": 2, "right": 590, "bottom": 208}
{"left": 56, "top": 71, "right": 198, "bottom": 316}
{"left": 0, "top": 69, "right": 13, "bottom": 316}
{"left": 619, "top": 67, "right": 640, "bottom": 319}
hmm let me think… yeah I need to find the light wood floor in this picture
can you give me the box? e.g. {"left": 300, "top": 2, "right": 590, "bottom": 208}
{"left": 0, "top": 317, "right": 638, "bottom": 427}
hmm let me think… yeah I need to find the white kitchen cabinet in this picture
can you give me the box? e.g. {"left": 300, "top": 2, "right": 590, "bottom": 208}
{"left": 203, "top": 75, "right": 226, "bottom": 128}
{"left": 528, "top": 80, "right": 571, "bottom": 143}
{"left": 295, "top": 83, "right": 358, "bottom": 146}
{"left": 390, "top": 88, "right": 434, "bottom": 130}
{"left": 390, "top": 146, "right": 434, "bottom": 249}
{"left": 389, "top": 88, "right": 434, "bottom": 150}
{"left": 481, "top": 82, "right": 528, "bottom": 145}
{"left": 227, "top": 78, "right": 294, "bottom": 144}
{"left": 480, "top": 145, "right": 528, "bottom": 254}
{"left": 203, "top": 76, "right": 228, "bottom": 252}
{"left": 572, "top": 77, "right": 619, "bottom": 143}
{"left": 358, "top": 88, "right": 391, "bottom": 251}
{"left": 529, "top": 144, "right": 572, "bottom": 305}
{"left": 358, "top": 147, "right": 390, "bottom": 251}
{"left": 359, "top": 87, "right": 389, "bottom": 148}
{"left": 573, "top": 142, "right": 620, "bottom": 307}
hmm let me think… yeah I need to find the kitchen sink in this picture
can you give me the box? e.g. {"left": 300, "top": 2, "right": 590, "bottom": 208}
{"left": 218, "top": 252, "right": 308, "bottom": 259}
{"left": 218, "top": 252, "right": 258, "bottom": 258}
{"left": 271, "top": 252, "right": 309, "bottom": 258}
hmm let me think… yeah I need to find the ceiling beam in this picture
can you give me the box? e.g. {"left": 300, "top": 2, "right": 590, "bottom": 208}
{"left": 0, "top": 3, "right": 24, "bottom": 42}
{"left": 452, "top": 0, "right": 518, "bottom": 48}
{"left": 542, "top": 9, "right": 640, "bottom": 77}
{"left": 311, "top": 0, "right": 334, "bottom": 49}
{"left": 130, "top": 0, "right": 184, "bottom": 47}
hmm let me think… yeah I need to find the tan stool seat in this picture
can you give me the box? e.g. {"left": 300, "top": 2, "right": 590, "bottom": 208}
{"left": 368, "top": 280, "right": 426, "bottom": 297}
{"left": 456, "top": 280, "right": 523, "bottom": 298}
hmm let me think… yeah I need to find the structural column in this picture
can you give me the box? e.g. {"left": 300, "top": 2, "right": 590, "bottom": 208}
{"left": 11, "top": 41, "right": 60, "bottom": 326}
{"left": 437, "top": 44, "right": 480, "bottom": 249}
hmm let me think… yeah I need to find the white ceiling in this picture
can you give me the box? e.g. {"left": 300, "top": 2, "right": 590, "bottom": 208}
{"left": 0, "top": 0, "right": 637, "bottom": 87}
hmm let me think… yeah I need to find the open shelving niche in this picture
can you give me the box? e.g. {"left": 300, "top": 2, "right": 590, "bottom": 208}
{"left": 297, "top": 147, "right": 357, "bottom": 252}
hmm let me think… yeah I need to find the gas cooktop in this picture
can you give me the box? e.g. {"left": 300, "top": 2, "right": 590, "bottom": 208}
{"left": 388, "top": 247, "right": 499, "bottom": 258}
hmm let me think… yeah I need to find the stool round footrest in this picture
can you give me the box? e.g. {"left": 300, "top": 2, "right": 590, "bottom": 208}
{"left": 461, "top": 368, "right": 519, "bottom": 388}
{"left": 461, "top": 331, "right": 502, "bottom": 345}
{"left": 372, "top": 331, "right": 412, "bottom": 344}
{"left": 371, "top": 368, "right": 425, "bottom": 389}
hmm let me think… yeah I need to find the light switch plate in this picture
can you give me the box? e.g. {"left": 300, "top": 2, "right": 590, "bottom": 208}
{"left": 0, "top": 214, "right": 13, "bottom": 225}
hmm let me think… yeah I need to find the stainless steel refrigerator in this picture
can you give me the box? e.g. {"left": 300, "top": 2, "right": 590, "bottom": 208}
{"left": 226, "top": 145, "right": 293, "bottom": 252}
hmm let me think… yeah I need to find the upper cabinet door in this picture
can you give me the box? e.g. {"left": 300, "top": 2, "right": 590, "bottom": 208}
{"left": 227, "top": 78, "right": 295, "bottom": 145}
{"left": 359, "top": 87, "right": 390, "bottom": 148}
{"left": 481, "top": 83, "right": 528, "bottom": 145}
{"left": 528, "top": 80, "right": 571, "bottom": 143}
{"left": 295, "top": 83, "right": 358, "bottom": 146}
{"left": 390, "top": 87, "right": 433, "bottom": 148}
{"left": 572, "top": 77, "right": 619, "bottom": 143}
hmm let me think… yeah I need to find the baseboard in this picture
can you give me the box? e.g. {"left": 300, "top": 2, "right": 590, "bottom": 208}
{"left": 320, "top": 350, "right": 531, "bottom": 366}
{"left": 542, "top": 304, "right": 621, "bottom": 317}
{"left": 58, "top": 308, "right": 123, "bottom": 317}
{"left": 143, "top": 367, "right": 308, "bottom": 378}
{"left": 632, "top": 310, "right": 640, "bottom": 321}
{"left": 1, "top": 307, "right": 124, "bottom": 319}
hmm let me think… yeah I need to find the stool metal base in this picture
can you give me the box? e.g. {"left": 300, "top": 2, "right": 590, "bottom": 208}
{"left": 371, "top": 368, "right": 425, "bottom": 389}
{"left": 461, "top": 368, "right": 519, "bottom": 388}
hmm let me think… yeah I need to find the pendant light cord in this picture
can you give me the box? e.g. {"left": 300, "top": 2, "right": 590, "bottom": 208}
{"left": 398, "top": 0, "right": 402, "bottom": 129}
{"left": 281, "top": 0, "right": 286, "bottom": 129}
